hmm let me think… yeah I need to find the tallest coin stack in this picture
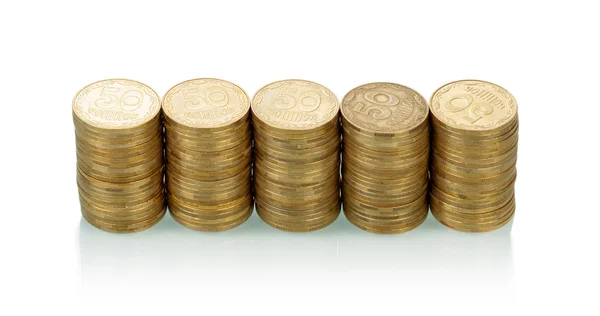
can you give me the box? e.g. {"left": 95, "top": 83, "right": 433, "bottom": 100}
{"left": 429, "top": 80, "right": 518, "bottom": 232}
{"left": 73, "top": 79, "right": 166, "bottom": 233}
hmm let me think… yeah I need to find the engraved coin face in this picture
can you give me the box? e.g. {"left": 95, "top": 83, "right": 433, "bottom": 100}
{"left": 251, "top": 79, "right": 339, "bottom": 130}
{"left": 341, "top": 82, "right": 429, "bottom": 133}
{"left": 430, "top": 80, "right": 518, "bottom": 131}
{"left": 73, "top": 79, "right": 161, "bottom": 129}
{"left": 162, "top": 78, "right": 250, "bottom": 128}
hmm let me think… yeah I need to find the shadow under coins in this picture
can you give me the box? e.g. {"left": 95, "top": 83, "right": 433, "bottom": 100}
{"left": 79, "top": 208, "right": 513, "bottom": 286}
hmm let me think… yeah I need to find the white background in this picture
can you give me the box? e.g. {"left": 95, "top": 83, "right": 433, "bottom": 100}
{"left": 0, "top": 0, "right": 598, "bottom": 314}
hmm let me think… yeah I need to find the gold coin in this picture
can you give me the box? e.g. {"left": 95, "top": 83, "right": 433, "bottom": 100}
{"left": 73, "top": 79, "right": 161, "bottom": 131}
{"left": 430, "top": 184, "right": 514, "bottom": 210}
{"left": 170, "top": 206, "right": 252, "bottom": 232}
{"left": 254, "top": 188, "right": 340, "bottom": 212}
{"left": 431, "top": 196, "right": 515, "bottom": 222}
{"left": 431, "top": 205, "right": 515, "bottom": 233}
{"left": 343, "top": 191, "right": 427, "bottom": 217}
{"left": 251, "top": 79, "right": 340, "bottom": 132}
{"left": 168, "top": 195, "right": 252, "bottom": 219}
{"left": 430, "top": 80, "right": 517, "bottom": 134}
{"left": 344, "top": 209, "right": 427, "bottom": 234}
{"left": 257, "top": 205, "right": 340, "bottom": 232}
{"left": 341, "top": 82, "right": 429, "bottom": 137}
{"left": 162, "top": 78, "right": 250, "bottom": 130}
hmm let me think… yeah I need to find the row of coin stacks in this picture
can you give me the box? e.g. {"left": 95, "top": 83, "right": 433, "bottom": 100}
{"left": 73, "top": 78, "right": 518, "bottom": 233}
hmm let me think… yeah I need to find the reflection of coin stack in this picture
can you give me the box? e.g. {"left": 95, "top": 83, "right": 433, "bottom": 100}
{"left": 341, "top": 83, "right": 429, "bottom": 233}
{"left": 429, "top": 80, "right": 518, "bottom": 232}
{"left": 251, "top": 80, "right": 341, "bottom": 232}
{"left": 73, "top": 79, "right": 165, "bottom": 233}
{"left": 162, "top": 79, "right": 253, "bottom": 231}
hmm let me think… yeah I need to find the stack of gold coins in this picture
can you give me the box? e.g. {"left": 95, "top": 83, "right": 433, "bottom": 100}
{"left": 429, "top": 80, "right": 518, "bottom": 232}
{"left": 251, "top": 79, "right": 341, "bottom": 232}
{"left": 162, "top": 78, "right": 253, "bottom": 231}
{"left": 340, "top": 83, "right": 430, "bottom": 234}
{"left": 73, "top": 79, "right": 166, "bottom": 233}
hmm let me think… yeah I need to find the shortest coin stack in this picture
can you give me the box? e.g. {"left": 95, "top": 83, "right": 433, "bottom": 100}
{"left": 341, "top": 83, "right": 430, "bottom": 233}
{"left": 162, "top": 79, "right": 253, "bottom": 231}
{"left": 73, "top": 79, "right": 166, "bottom": 233}
{"left": 251, "top": 79, "right": 341, "bottom": 232}
{"left": 429, "top": 80, "right": 518, "bottom": 232}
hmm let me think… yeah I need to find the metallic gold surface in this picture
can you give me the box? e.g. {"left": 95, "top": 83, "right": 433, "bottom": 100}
{"left": 73, "top": 79, "right": 165, "bottom": 233}
{"left": 429, "top": 79, "right": 518, "bottom": 232}
{"left": 251, "top": 79, "right": 341, "bottom": 231}
{"left": 162, "top": 78, "right": 252, "bottom": 231}
{"left": 340, "top": 83, "right": 429, "bottom": 234}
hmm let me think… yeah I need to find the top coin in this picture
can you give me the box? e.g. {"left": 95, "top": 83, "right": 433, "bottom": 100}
{"left": 162, "top": 78, "right": 250, "bottom": 129}
{"left": 430, "top": 80, "right": 517, "bottom": 131}
{"left": 73, "top": 79, "right": 161, "bottom": 130}
{"left": 341, "top": 82, "right": 429, "bottom": 134}
{"left": 251, "top": 80, "right": 339, "bottom": 131}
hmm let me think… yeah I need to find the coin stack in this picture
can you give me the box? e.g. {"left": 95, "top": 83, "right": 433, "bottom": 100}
{"left": 162, "top": 78, "right": 253, "bottom": 231}
{"left": 251, "top": 79, "right": 341, "bottom": 232}
{"left": 340, "top": 83, "right": 429, "bottom": 234}
{"left": 73, "top": 79, "right": 166, "bottom": 233}
{"left": 429, "top": 80, "right": 518, "bottom": 232}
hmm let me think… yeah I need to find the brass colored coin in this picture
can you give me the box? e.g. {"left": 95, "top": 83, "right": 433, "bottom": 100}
{"left": 432, "top": 205, "right": 515, "bottom": 233}
{"left": 251, "top": 79, "right": 340, "bottom": 132}
{"left": 79, "top": 189, "right": 164, "bottom": 214}
{"left": 343, "top": 191, "right": 427, "bottom": 217}
{"left": 167, "top": 191, "right": 251, "bottom": 212}
{"left": 252, "top": 114, "right": 339, "bottom": 140}
{"left": 255, "top": 194, "right": 339, "bottom": 217}
{"left": 431, "top": 118, "right": 518, "bottom": 146}
{"left": 342, "top": 133, "right": 429, "bottom": 161}
{"left": 344, "top": 208, "right": 427, "bottom": 234}
{"left": 431, "top": 196, "right": 515, "bottom": 222}
{"left": 344, "top": 203, "right": 427, "bottom": 226}
{"left": 82, "top": 200, "right": 165, "bottom": 223}
{"left": 165, "top": 129, "right": 251, "bottom": 152}
{"left": 171, "top": 206, "right": 252, "bottom": 232}
{"left": 74, "top": 119, "right": 161, "bottom": 144}
{"left": 431, "top": 153, "right": 517, "bottom": 178}
{"left": 253, "top": 127, "right": 340, "bottom": 151}
{"left": 254, "top": 188, "right": 340, "bottom": 212}
{"left": 342, "top": 153, "right": 428, "bottom": 179}
{"left": 430, "top": 184, "right": 514, "bottom": 210}
{"left": 432, "top": 170, "right": 516, "bottom": 194}
{"left": 254, "top": 149, "right": 339, "bottom": 174}
{"left": 73, "top": 79, "right": 161, "bottom": 131}
{"left": 162, "top": 78, "right": 250, "bottom": 129}
{"left": 82, "top": 205, "right": 166, "bottom": 233}
{"left": 254, "top": 134, "right": 339, "bottom": 163}
{"left": 254, "top": 173, "right": 339, "bottom": 198}
{"left": 168, "top": 195, "right": 252, "bottom": 219}
{"left": 341, "top": 124, "right": 429, "bottom": 151}
{"left": 75, "top": 136, "right": 163, "bottom": 158}
{"left": 341, "top": 82, "right": 429, "bottom": 135}
{"left": 170, "top": 202, "right": 252, "bottom": 225}
{"left": 430, "top": 80, "right": 518, "bottom": 133}
{"left": 257, "top": 205, "right": 340, "bottom": 232}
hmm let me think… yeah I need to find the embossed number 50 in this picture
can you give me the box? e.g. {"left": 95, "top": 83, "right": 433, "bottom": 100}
{"left": 182, "top": 87, "right": 229, "bottom": 110}
{"left": 353, "top": 91, "right": 399, "bottom": 119}
{"left": 95, "top": 87, "right": 144, "bottom": 111}
{"left": 446, "top": 94, "right": 493, "bottom": 124}
{"left": 274, "top": 88, "right": 321, "bottom": 112}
